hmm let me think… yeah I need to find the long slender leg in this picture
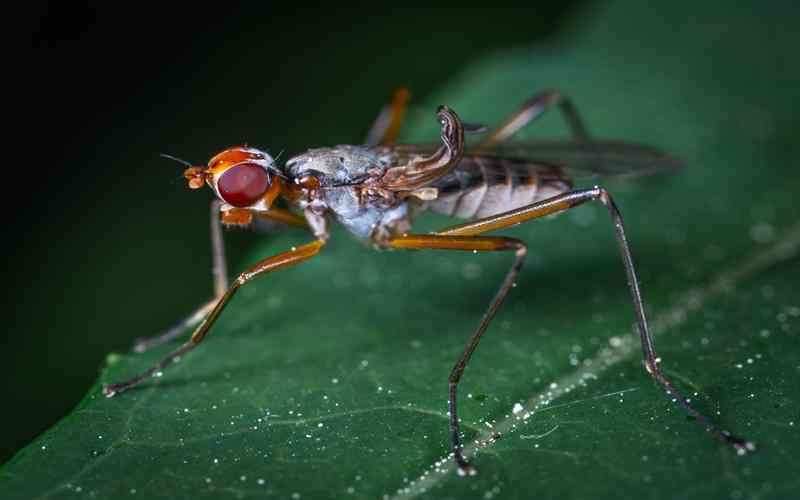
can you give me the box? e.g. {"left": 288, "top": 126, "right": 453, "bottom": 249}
{"left": 133, "top": 200, "right": 229, "bottom": 352}
{"left": 133, "top": 205, "right": 311, "bottom": 352}
{"left": 133, "top": 299, "right": 217, "bottom": 353}
{"left": 478, "top": 89, "right": 590, "bottom": 150}
{"left": 103, "top": 239, "right": 325, "bottom": 397}
{"left": 365, "top": 88, "right": 410, "bottom": 146}
{"left": 210, "top": 199, "right": 229, "bottom": 297}
{"left": 387, "top": 234, "right": 527, "bottom": 475}
{"left": 415, "top": 187, "right": 752, "bottom": 474}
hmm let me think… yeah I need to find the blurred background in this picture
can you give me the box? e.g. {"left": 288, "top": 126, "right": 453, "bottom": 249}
{"left": 8, "top": 2, "right": 588, "bottom": 463}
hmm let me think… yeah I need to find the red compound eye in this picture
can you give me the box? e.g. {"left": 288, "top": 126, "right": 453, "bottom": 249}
{"left": 217, "top": 163, "right": 270, "bottom": 207}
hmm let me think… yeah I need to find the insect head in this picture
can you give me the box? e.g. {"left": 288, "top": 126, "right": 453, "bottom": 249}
{"left": 183, "top": 146, "right": 282, "bottom": 210}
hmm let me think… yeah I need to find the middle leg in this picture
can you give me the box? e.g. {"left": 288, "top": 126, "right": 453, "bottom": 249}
{"left": 387, "top": 234, "right": 527, "bottom": 475}
{"left": 422, "top": 187, "right": 752, "bottom": 474}
{"left": 365, "top": 88, "right": 411, "bottom": 147}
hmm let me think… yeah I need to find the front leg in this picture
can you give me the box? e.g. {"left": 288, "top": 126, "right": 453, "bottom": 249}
{"left": 133, "top": 204, "right": 312, "bottom": 352}
{"left": 133, "top": 199, "right": 229, "bottom": 352}
{"left": 104, "top": 238, "right": 325, "bottom": 397}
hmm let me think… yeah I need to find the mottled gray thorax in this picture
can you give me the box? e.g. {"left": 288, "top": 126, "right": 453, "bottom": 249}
{"left": 284, "top": 146, "right": 409, "bottom": 241}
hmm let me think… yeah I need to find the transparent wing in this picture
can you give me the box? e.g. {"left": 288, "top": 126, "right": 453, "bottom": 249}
{"left": 479, "top": 140, "right": 683, "bottom": 179}
{"left": 393, "top": 140, "right": 682, "bottom": 180}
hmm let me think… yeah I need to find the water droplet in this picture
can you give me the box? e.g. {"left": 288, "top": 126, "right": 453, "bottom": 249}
{"left": 750, "top": 222, "right": 775, "bottom": 243}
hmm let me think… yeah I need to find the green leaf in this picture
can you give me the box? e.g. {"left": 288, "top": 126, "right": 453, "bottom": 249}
{"left": 4, "top": 2, "right": 799, "bottom": 499}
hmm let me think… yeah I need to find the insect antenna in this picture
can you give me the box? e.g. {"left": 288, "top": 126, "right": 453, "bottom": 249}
{"left": 159, "top": 153, "right": 195, "bottom": 168}
{"left": 160, "top": 153, "right": 201, "bottom": 186}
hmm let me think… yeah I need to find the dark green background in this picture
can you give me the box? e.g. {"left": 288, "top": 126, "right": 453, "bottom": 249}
{"left": 10, "top": 2, "right": 582, "bottom": 465}
{"left": 6, "top": 2, "right": 800, "bottom": 499}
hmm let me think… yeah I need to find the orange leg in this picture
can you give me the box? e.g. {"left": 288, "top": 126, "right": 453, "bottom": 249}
{"left": 365, "top": 88, "right": 411, "bottom": 146}
{"left": 390, "top": 186, "right": 753, "bottom": 475}
{"left": 133, "top": 206, "right": 310, "bottom": 352}
{"left": 104, "top": 239, "right": 325, "bottom": 397}
{"left": 133, "top": 200, "right": 229, "bottom": 352}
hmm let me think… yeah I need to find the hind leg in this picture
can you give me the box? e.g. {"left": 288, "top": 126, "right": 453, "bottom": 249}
{"left": 391, "top": 187, "right": 753, "bottom": 474}
{"left": 478, "top": 89, "right": 590, "bottom": 149}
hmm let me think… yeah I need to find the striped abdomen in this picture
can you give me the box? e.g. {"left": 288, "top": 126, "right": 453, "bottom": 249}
{"left": 426, "top": 156, "right": 573, "bottom": 219}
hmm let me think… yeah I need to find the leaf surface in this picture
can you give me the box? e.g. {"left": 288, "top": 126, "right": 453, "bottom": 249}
{"left": 3, "top": 2, "right": 799, "bottom": 499}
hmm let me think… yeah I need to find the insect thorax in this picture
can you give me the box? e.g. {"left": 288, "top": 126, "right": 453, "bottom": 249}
{"left": 284, "top": 146, "right": 410, "bottom": 243}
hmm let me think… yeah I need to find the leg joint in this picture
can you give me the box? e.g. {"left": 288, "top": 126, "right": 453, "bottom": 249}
{"left": 592, "top": 185, "right": 612, "bottom": 205}
{"left": 644, "top": 357, "right": 662, "bottom": 376}
{"left": 502, "top": 237, "right": 527, "bottom": 255}
{"left": 513, "top": 241, "right": 528, "bottom": 259}
{"left": 540, "top": 89, "right": 566, "bottom": 105}
{"left": 525, "top": 88, "right": 567, "bottom": 106}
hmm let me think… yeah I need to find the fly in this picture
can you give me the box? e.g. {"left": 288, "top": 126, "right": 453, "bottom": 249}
{"left": 103, "top": 88, "right": 754, "bottom": 475}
